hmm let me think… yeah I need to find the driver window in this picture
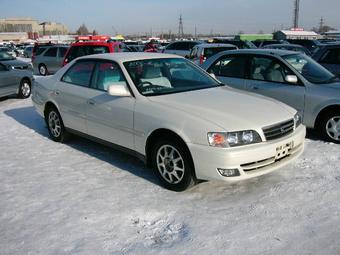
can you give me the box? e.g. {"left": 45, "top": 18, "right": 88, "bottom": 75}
{"left": 250, "top": 56, "right": 293, "bottom": 83}
{"left": 93, "top": 61, "right": 127, "bottom": 91}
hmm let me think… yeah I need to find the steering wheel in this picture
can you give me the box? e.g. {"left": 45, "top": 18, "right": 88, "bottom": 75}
{"left": 139, "top": 81, "right": 153, "bottom": 88}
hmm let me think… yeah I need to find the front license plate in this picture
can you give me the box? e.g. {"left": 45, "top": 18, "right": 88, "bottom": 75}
{"left": 275, "top": 141, "right": 294, "bottom": 160}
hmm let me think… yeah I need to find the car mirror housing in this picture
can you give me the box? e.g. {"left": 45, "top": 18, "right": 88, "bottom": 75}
{"left": 285, "top": 75, "right": 298, "bottom": 84}
{"left": 107, "top": 84, "right": 131, "bottom": 97}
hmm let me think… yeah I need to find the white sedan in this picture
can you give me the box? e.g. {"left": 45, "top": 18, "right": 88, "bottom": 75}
{"left": 32, "top": 53, "right": 306, "bottom": 191}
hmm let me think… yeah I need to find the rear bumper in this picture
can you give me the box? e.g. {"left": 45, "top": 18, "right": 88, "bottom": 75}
{"left": 188, "top": 125, "right": 306, "bottom": 181}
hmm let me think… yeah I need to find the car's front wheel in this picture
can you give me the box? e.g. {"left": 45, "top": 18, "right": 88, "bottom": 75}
{"left": 151, "top": 138, "right": 196, "bottom": 191}
{"left": 17, "top": 78, "right": 31, "bottom": 99}
{"left": 45, "top": 107, "right": 69, "bottom": 142}
{"left": 320, "top": 110, "right": 340, "bottom": 144}
{"left": 39, "top": 64, "right": 48, "bottom": 76}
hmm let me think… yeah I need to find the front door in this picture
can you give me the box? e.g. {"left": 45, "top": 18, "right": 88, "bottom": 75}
{"left": 86, "top": 60, "right": 135, "bottom": 150}
{"left": 245, "top": 55, "right": 306, "bottom": 116}
{"left": 0, "top": 64, "right": 17, "bottom": 97}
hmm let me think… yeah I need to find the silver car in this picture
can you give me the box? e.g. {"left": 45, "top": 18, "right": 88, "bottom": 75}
{"left": 32, "top": 53, "right": 305, "bottom": 191}
{"left": 202, "top": 49, "right": 340, "bottom": 143}
{"left": 0, "top": 52, "right": 33, "bottom": 99}
{"left": 33, "top": 46, "right": 69, "bottom": 76}
{"left": 162, "top": 41, "right": 201, "bottom": 57}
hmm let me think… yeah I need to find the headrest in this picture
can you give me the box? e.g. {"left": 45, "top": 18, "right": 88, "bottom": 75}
{"left": 142, "top": 66, "right": 162, "bottom": 79}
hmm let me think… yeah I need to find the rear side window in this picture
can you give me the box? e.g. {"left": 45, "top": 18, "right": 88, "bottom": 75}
{"left": 36, "top": 47, "right": 48, "bottom": 55}
{"left": 67, "top": 45, "right": 110, "bottom": 62}
{"left": 44, "top": 48, "right": 57, "bottom": 57}
{"left": 61, "top": 61, "right": 95, "bottom": 87}
{"left": 58, "top": 47, "right": 68, "bottom": 57}
{"left": 203, "top": 47, "right": 236, "bottom": 59}
{"left": 320, "top": 49, "right": 340, "bottom": 64}
{"left": 166, "top": 43, "right": 178, "bottom": 50}
{"left": 208, "top": 55, "right": 247, "bottom": 78}
{"left": 176, "top": 42, "right": 190, "bottom": 51}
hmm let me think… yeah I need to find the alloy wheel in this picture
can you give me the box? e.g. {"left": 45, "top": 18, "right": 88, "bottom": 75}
{"left": 48, "top": 111, "right": 61, "bottom": 138}
{"left": 326, "top": 116, "right": 340, "bottom": 141}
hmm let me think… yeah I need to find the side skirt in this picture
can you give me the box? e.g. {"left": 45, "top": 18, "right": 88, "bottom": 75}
{"left": 65, "top": 128, "right": 147, "bottom": 164}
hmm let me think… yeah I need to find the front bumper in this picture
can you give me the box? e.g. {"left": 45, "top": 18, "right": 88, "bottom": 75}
{"left": 188, "top": 125, "right": 306, "bottom": 181}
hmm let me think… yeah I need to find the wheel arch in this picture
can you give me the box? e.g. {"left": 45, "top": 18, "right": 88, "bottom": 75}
{"left": 145, "top": 128, "right": 196, "bottom": 178}
{"left": 314, "top": 104, "right": 340, "bottom": 129}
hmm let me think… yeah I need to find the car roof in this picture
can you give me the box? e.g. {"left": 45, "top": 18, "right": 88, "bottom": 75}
{"left": 76, "top": 52, "right": 183, "bottom": 63}
{"left": 217, "top": 49, "right": 299, "bottom": 57}
{"left": 264, "top": 44, "right": 304, "bottom": 48}
{"left": 195, "top": 43, "right": 237, "bottom": 48}
{"left": 70, "top": 41, "right": 122, "bottom": 46}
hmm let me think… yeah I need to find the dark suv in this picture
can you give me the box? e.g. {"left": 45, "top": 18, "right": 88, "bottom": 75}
{"left": 313, "top": 43, "right": 340, "bottom": 77}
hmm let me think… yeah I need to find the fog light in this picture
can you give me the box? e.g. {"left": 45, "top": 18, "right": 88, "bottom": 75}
{"left": 217, "top": 168, "right": 240, "bottom": 177}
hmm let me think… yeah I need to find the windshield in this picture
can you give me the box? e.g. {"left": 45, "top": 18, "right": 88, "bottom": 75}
{"left": 282, "top": 53, "right": 336, "bottom": 84}
{"left": 0, "top": 52, "right": 15, "bottom": 60}
{"left": 124, "top": 58, "right": 221, "bottom": 96}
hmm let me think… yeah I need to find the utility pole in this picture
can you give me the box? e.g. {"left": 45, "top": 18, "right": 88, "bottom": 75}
{"left": 319, "top": 17, "right": 325, "bottom": 32}
{"left": 194, "top": 25, "right": 197, "bottom": 40}
{"left": 178, "top": 14, "right": 184, "bottom": 39}
{"left": 293, "top": 0, "right": 300, "bottom": 28}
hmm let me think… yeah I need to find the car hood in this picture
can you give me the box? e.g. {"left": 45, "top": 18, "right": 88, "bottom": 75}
{"left": 148, "top": 86, "right": 296, "bottom": 131}
{"left": 1, "top": 59, "right": 31, "bottom": 69}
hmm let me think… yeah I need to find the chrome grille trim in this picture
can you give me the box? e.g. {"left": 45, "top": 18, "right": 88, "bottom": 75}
{"left": 263, "top": 119, "right": 294, "bottom": 141}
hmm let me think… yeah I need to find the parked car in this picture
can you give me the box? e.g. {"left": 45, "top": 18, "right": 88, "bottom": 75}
{"left": 32, "top": 42, "right": 56, "bottom": 62}
{"left": 252, "top": 40, "right": 288, "bottom": 48}
{"left": 209, "top": 39, "right": 257, "bottom": 49}
{"left": 32, "top": 53, "right": 305, "bottom": 191}
{"left": 262, "top": 44, "right": 311, "bottom": 55}
{"left": 0, "top": 52, "right": 33, "bottom": 99}
{"left": 0, "top": 46, "right": 16, "bottom": 58}
{"left": 312, "top": 44, "right": 340, "bottom": 77}
{"left": 188, "top": 43, "right": 238, "bottom": 65}
{"left": 286, "top": 39, "right": 322, "bottom": 54}
{"left": 32, "top": 45, "right": 69, "bottom": 75}
{"left": 23, "top": 45, "right": 33, "bottom": 58}
{"left": 62, "top": 40, "right": 130, "bottom": 66}
{"left": 202, "top": 49, "right": 340, "bottom": 143}
{"left": 162, "top": 41, "right": 202, "bottom": 57}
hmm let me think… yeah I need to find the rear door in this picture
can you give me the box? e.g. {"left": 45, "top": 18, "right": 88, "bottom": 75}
{"left": 244, "top": 55, "right": 306, "bottom": 116}
{"left": 318, "top": 48, "right": 340, "bottom": 77}
{"left": 0, "top": 64, "right": 18, "bottom": 97}
{"left": 42, "top": 47, "right": 58, "bottom": 73}
{"left": 206, "top": 54, "right": 248, "bottom": 89}
{"left": 54, "top": 60, "right": 96, "bottom": 133}
{"left": 86, "top": 60, "right": 135, "bottom": 149}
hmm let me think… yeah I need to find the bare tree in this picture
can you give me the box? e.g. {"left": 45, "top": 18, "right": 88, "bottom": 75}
{"left": 76, "top": 24, "right": 89, "bottom": 35}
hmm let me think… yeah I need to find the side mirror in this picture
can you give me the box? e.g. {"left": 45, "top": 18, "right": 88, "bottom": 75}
{"left": 108, "top": 84, "right": 131, "bottom": 97}
{"left": 5, "top": 65, "right": 12, "bottom": 71}
{"left": 209, "top": 73, "right": 217, "bottom": 79}
{"left": 285, "top": 75, "right": 298, "bottom": 84}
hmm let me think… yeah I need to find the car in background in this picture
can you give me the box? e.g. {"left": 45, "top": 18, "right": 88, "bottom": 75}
{"left": 62, "top": 40, "right": 130, "bottom": 66}
{"left": 23, "top": 45, "right": 33, "bottom": 58}
{"left": 286, "top": 39, "right": 322, "bottom": 54}
{"left": 312, "top": 44, "right": 340, "bottom": 77}
{"left": 32, "top": 42, "right": 56, "bottom": 63}
{"left": 252, "top": 40, "right": 288, "bottom": 48}
{"left": 32, "top": 53, "right": 305, "bottom": 191}
{"left": 262, "top": 44, "right": 311, "bottom": 55}
{"left": 208, "top": 39, "right": 257, "bottom": 49}
{"left": 162, "top": 40, "right": 202, "bottom": 57}
{"left": 187, "top": 43, "right": 238, "bottom": 65}
{"left": 202, "top": 49, "right": 340, "bottom": 143}
{"left": 0, "top": 51, "right": 33, "bottom": 99}
{"left": 32, "top": 45, "right": 69, "bottom": 75}
{"left": 0, "top": 46, "right": 16, "bottom": 58}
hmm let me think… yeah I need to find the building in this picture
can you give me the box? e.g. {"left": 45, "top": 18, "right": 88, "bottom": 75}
{"left": 0, "top": 17, "right": 69, "bottom": 36}
{"left": 323, "top": 31, "right": 340, "bottom": 40}
{"left": 0, "top": 32, "right": 28, "bottom": 42}
{"left": 274, "top": 30, "right": 321, "bottom": 40}
{"left": 235, "top": 34, "right": 273, "bottom": 41}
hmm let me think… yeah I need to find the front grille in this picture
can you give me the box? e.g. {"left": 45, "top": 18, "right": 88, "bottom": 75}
{"left": 263, "top": 119, "right": 294, "bottom": 141}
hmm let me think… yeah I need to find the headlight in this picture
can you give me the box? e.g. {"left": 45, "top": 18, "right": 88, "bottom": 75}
{"left": 294, "top": 113, "right": 302, "bottom": 128}
{"left": 207, "top": 130, "right": 262, "bottom": 147}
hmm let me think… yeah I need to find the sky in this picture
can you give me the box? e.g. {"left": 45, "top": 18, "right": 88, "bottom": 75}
{"left": 1, "top": 0, "right": 340, "bottom": 35}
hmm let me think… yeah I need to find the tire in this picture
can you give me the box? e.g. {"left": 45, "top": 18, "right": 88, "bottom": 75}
{"left": 45, "top": 106, "right": 69, "bottom": 142}
{"left": 39, "top": 64, "right": 48, "bottom": 76}
{"left": 151, "top": 138, "right": 196, "bottom": 191}
{"left": 319, "top": 110, "right": 340, "bottom": 144}
{"left": 17, "top": 78, "right": 31, "bottom": 99}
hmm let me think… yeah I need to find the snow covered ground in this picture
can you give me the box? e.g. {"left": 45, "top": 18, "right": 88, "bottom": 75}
{"left": 1, "top": 97, "right": 340, "bottom": 255}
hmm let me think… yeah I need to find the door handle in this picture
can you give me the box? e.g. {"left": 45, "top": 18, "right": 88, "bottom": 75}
{"left": 54, "top": 90, "right": 60, "bottom": 95}
{"left": 251, "top": 86, "right": 259, "bottom": 90}
{"left": 87, "top": 100, "right": 95, "bottom": 105}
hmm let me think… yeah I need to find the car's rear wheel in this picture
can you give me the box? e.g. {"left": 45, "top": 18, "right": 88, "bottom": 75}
{"left": 45, "top": 106, "right": 69, "bottom": 142}
{"left": 39, "top": 64, "right": 48, "bottom": 76}
{"left": 320, "top": 110, "right": 340, "bottom": 144}
{"left": 151, "top": 138, "right": 196, "bottom": 191}
{"left": 17, "top": 78, "right": 31, "bottom": 99}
